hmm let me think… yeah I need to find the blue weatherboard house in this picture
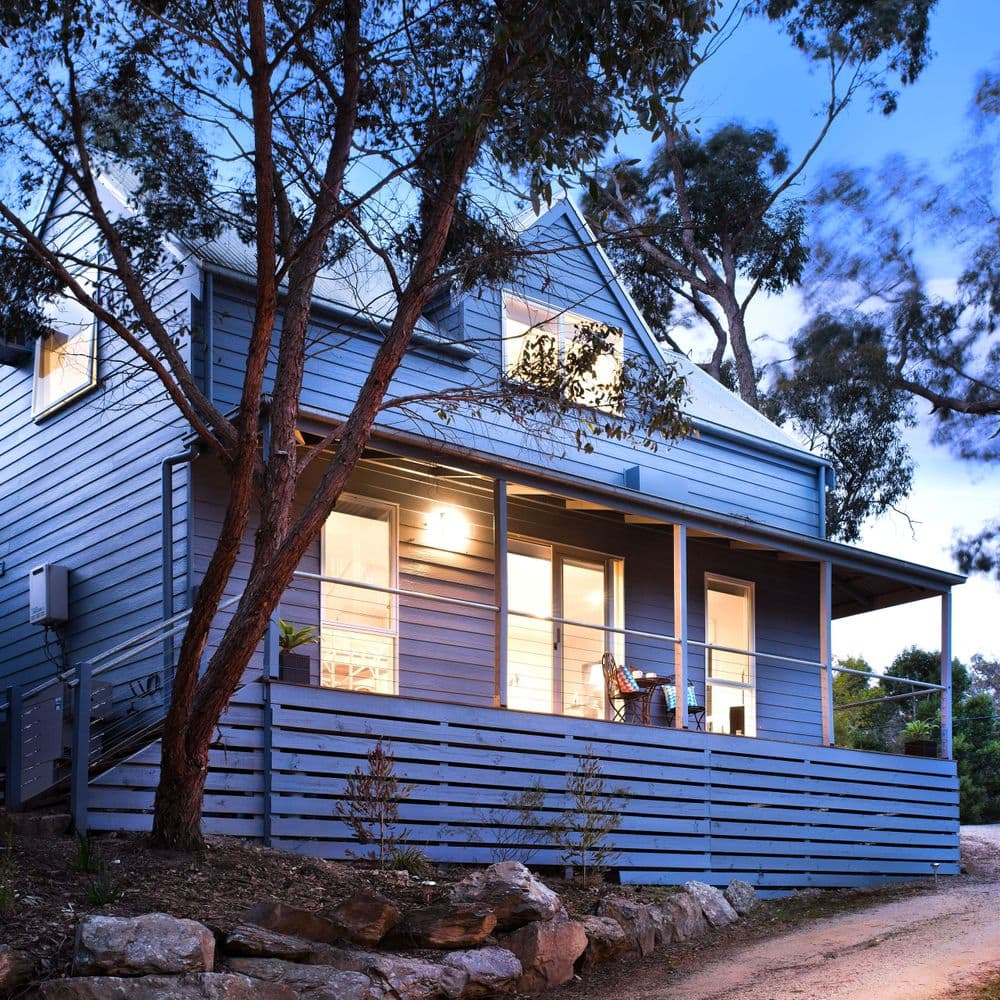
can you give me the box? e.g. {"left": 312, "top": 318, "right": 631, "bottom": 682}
{"left": 0, "top": 177, "right": 964, "bottom": 894}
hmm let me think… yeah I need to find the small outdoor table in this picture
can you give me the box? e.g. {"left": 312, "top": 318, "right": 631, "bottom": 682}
{"left": 635, "top": 674, "right": 672, "bottom": 725}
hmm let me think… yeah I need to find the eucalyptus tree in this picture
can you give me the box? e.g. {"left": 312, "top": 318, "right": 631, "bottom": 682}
{"left": 585, "top": 0, "right": 937, "bottom": 409}
{"left": 0, "top": 0, "right": 712, "bottom": 848}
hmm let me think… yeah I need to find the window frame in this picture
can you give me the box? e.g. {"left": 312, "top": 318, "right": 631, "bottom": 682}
{"left": 703, "top": 573, "right": 757, "bottom": 736}
{"left": 319, "top": 493, "right": 400, "bottom": 694}
{"left": 501, "top": 293, "right": 624, "bottom": 413}
{"left": 31, "top": 314, "right": 99, "bottom": 421}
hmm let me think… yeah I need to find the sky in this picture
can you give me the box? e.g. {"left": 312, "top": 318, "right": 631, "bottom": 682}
{"left": 639, "top": 0, "right": 1000, "bottom": 670}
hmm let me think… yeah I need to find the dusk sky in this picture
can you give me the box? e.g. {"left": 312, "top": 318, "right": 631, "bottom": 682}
{"left": 645, "top": 0, "right": 1000, "bottom": 670}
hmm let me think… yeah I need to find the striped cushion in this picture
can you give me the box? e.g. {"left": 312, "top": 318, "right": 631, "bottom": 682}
{"left": 664, "top": 683, "right": 699, "bottom": 709}
{"left": 616, "top": 663, "right": 641, "bottom": 693}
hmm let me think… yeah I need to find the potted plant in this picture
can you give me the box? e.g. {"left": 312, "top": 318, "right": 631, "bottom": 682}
{"left": 901, "top": 719, "right": 937, "bottom": 758}
{"left": 277, "top": 620, "right": 317, "bottom": 684}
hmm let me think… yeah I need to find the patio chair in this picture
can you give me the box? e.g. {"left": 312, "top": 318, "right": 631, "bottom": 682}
{"left": 601, "top": 652, "right": 651, "bottom": 724}
{"left": 664, "top": 682, "right": 706, "bottom": 731}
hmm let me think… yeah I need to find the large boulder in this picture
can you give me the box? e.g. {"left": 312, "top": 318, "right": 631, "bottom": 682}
{"left": 594, "top": 897, "right": 658, "bottom": 958}
{"left": 385, "top": 903, "right": 497, "bottom": 950}
{"left": 442, "top": 947, "right": 522, "bottom": 997}
{"left": 242, "top": 901, "right": 343, "bottom": 945}
{"left": 0, "top": 945, "right": 34, "bottom": 994}
{"left": 446, "top": 862, "right": 561, "bottom": 931}
{"left": 294, "top": 947, "right": 467, "bottom": 1000}
{"left": 496, "top": 908, "right": 588, "bottom": 994}
{"left": 223, "top": 925, "right": 314, "bottom": 961}
{"left": 73, "top": 914, "right": 215, "bottom": 977}
{"left": 37, "top": 972, "right": 295, "bottom": 999}
{"left": 578, "top": 915, "right": 630, "bottom": 969}
{"left": 224, "top": 957, "right": 385, "bottom": 999}
{"left": 327, "top": 892, "right": 402, "bottom": 946}
{"left": 659, "top": 892, "right": 708, "bottom": 942}
{"left": 681, "top": 881, "right": 738, "bottom": 929}
{"left": 724, "top": 879, "right": 757, "bottom": 916}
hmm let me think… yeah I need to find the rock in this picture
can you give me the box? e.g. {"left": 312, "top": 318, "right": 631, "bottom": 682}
{"left": 225, "top": 957, "right": 385, "bottom": 999}
{"left": 242, "top": 900, "right": 343, "bottom": 945}
{"left": 578, "top": 915, "right": 630, "bottom": 969}
{"left": 295, "top": 947, "right": 467, "bottom": 1000}
{"left": 660, "top": 892, "right": 708, "bottom": 942}
{"left": 385, "top": 903, "right": 497, "bottom": 949}
{"left": 649, "top": 905, "right": 673, "bottom": 947}
{"left": 681, "top": 881, "right": 738, "bottom": 929}
{"left": 37, "top": 972, "right": 295, "bottom": 999}
{"left": 223, "top": 925, "right": 314, "bottom": 961}
{"left": 442, "top": 947, "right": 522, "bottom": 997}
{"left": 724, "top": 879, "right": 757, "bottom": 916}
{"left": 446, "top": 861, "right": 561, "bottom": 931}
{"left": 327, "top": 892, "right": 402, "bottom": 946}
{"left": 594, "top": 897, "right": 657, "bottom": 957}
{"left": 497, "top": 908, "right": 588, "bottom": 994}
{"left": 74, "top": 914, "right": 215, "bottom": 977}
{"left": 0, "top": 809, "right": 69, "bottom": 839}
{"left": 0, "top": 945, "right": 34, "bottom": 994}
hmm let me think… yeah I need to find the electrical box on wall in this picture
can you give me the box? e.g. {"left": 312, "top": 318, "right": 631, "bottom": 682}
{"left": 29, "top": 563, "right": 69, "bottom": 625}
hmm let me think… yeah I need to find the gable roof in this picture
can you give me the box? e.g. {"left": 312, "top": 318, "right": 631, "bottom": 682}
{"left": 518, "top": 197, "right": 824, "bottom": 463}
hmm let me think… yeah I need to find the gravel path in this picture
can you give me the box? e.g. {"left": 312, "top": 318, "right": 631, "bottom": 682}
{"left": 590, "top": 826, "right": 1000, "bottom": 1000}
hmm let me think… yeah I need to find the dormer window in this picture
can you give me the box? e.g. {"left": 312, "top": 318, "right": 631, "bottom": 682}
{"left": 502, "top": 294, "right": 623, "bottom": 413}
{"left": 32, "top": 298, "right": 98, "bottom": 420}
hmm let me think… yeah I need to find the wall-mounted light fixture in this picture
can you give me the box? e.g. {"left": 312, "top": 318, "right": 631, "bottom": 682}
{"left": 425, "top": 506, "right": 469, "bottom": 551}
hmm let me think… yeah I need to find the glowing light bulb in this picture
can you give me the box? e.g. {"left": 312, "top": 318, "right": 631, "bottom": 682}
{"left": 426, "top": 506, "right": 468, "bottom": 550}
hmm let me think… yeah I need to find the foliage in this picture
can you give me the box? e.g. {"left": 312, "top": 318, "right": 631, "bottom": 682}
{"left": 832, "top": 656, "right": 893, "bottom": 751}
{"left": 476, "top": 779, "right": 549, "bottom": 865}
{"left": 0, "top": 834, "right": 16, "bottom": 914}
{"left": 75, "top": 833, "right": 100, "bottom": 874}
{"left": 85, "top": 863, "right": 122, "bottom": 907}
{"left": 337, "top": 738, "right": 413, "bottom": 868}
{"left": 901, "top": 719, "right": 934, "bottom": 741}
{"left": 767, "top": 314, "right": 914, "bottom": 541}
{"left": 388, "top": 846, "right": 434, "bottom": 879}
{"left": 968, "top": 654, "right": 1000, "bottom": 708}
{"left": 549, "top": 749, "right": 627, "bottom": 882}
{"left": 276, "top": 620, "right": 318, "bottom": 653}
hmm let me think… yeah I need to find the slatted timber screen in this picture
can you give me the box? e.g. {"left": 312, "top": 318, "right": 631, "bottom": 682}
{"left": 88, "top": 682, "right": 959, "bottom": 894}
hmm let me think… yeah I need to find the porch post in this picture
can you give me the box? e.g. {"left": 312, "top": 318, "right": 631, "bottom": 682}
{"left": 673, "top": 523, "right": 688, "bottom": 730}
{"left": 940, "top": 591, "right": 953, "bottom": 761}
{"left": 5, "top": 686, "right": 23, "bottom": 810}
{"left": 71, "top": 661, "right": 93, "bottom": 835}
{"left": 494, "top": 479, "right": 509, "bottom": 708}
{"left": 261, "top": 611, "right": 279, "bottom": 846}
{"left": 820, "top": 560, "right": 834, "bottom": 746}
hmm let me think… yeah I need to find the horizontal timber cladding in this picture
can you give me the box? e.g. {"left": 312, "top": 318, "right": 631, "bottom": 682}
{"left": 87, "top": 683, "right": 959, "bottom": 895}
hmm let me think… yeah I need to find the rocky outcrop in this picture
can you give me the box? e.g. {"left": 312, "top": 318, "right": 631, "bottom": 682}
{"left": 327, "top": 893, "right": 402, "bottom": 946}
{"left": 385, "top": 903, "right": 497, "bottom": 949}
{"left": 447, "top": 861, "right": 561, "bottom": 931}
{"left": 0, "top": 945, "right": 34, "bottom": 995}
{"left": 73, "top": 914, "right": 215, "bottom": 977}
{"left": 37, "top": 972, "right": 296, "bottom": 998}
{"left": 724, "top": 879, "right": 757, "bottom": 916}
{"left": 223, "top": 958, "right": 385, "bottom": 999}
{"left": 242, "top": 901, "right": 343, "bottom": 946}
{"left": 681, "top": 881, "right": 738, "bottom": 929}
{"left": 497, "top": 908, "right": 588, "bottom": 993}
{"left": 579, "top": 915, "right": 630, "bottom": 968}
{"left": 660, "top": 891, "right": 709, "bottom": 942}
{"left": 595, "top": 896, "right": 658, "bottom": 957}
{"left": 442, "top": 947, "right": 522, "bottom": 997}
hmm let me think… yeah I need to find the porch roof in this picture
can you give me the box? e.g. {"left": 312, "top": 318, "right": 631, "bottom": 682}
{"left": 310, "top": 421, "right": 965, "bottom": 621}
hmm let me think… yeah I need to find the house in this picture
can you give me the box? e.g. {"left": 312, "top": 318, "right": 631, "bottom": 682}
{"left": 0, "top": 181, "right": 963, "bottom": 894}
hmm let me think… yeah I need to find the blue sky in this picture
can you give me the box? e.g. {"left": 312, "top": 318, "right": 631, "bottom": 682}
{"left": 634, "top": 0, "right": 1000, "bottom": 669}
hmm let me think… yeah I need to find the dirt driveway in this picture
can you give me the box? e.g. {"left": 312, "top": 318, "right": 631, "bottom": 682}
{"left": 570, "top": 826, "right": 1000, "bottom": 1000}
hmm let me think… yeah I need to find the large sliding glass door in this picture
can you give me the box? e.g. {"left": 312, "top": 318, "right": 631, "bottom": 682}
{"left": 507, "top": 540, "right": 621, "bottom": 718}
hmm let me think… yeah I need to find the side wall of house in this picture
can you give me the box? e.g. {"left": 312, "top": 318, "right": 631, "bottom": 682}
{"left": 193, "top": 458, "right": 822, "bottom": 743}
{"left": 0, "top": 185, "right": 196, "bottom": 700}
{"left": 207, "top": 207, "right": 823, "bottom": 538}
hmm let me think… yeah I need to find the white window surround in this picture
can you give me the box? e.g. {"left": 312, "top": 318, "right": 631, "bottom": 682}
{"left": 32, "top": 299, "right": 99, "bottom": 420}
{"left": 704, "top": 573, "right": 756, "bottom": 737}
{"left": 501, "top": 293, "right": 624, "bottom": 412}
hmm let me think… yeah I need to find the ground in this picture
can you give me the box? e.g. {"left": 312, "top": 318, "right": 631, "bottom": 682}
{"left": 1, "top": 825, "right": 998, "bottom": 998}
{"left": 551, "top": 825, "right": 1000, "bottom": 1000}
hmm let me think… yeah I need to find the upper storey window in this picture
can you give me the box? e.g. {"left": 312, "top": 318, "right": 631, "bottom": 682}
{"left": 32, "top": 298, "right": 98, "bottom": 420}
{"left": 502, "top": 295, "right": 623, "bottom": 412}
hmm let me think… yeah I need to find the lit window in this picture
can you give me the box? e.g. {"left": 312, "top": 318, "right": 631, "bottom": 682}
{"left": 320, "top": 496, "right": 398, "bottom": 694}
{"left": 32, "top": 298, "right": 98, "bottom": 419}
{"left": 705, "top": 575, "right": 756, "bottom": 737}
{"left": 502, "top": 295, "right": 623, "bottom": 411}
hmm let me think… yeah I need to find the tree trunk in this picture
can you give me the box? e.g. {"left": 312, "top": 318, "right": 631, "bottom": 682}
{"left": 721, "top": 297, "right": 759, "bottom": 409}
{"left": 149, "top": 737, "right": 210, "bottom": 851}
